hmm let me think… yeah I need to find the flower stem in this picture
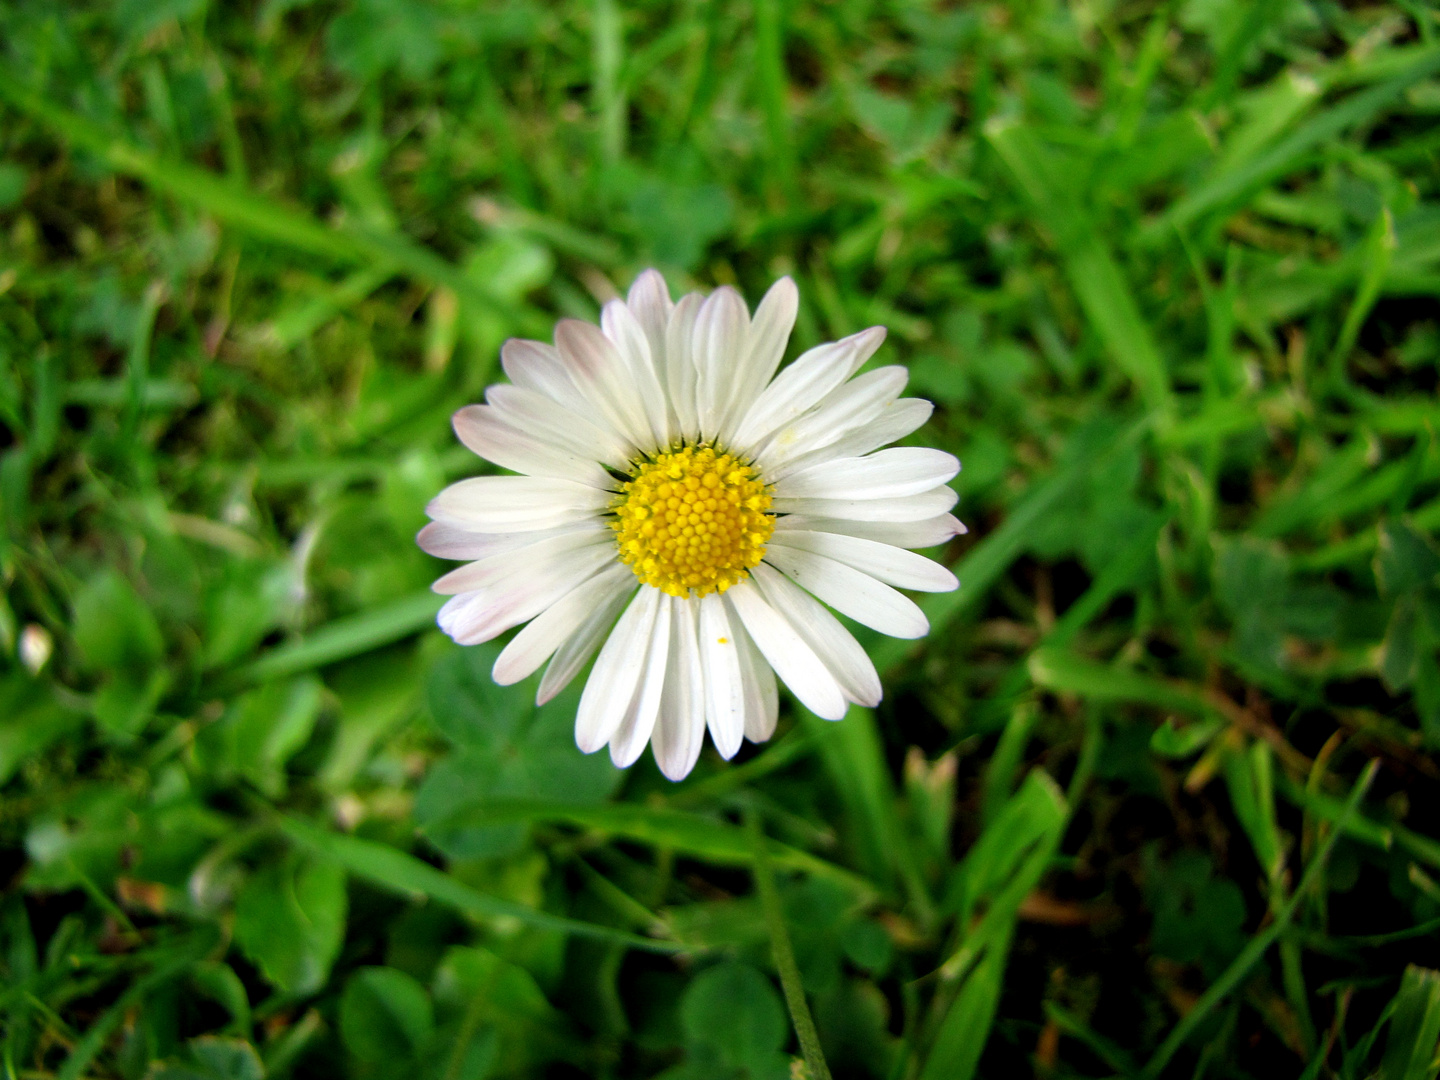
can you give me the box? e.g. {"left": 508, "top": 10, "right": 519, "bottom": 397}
{"left": 748, "top": 809, "right": 833, "bottom": 1080}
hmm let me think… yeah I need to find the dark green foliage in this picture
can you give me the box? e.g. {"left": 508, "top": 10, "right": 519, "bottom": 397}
{"left": 1, "top": 0, "right": 1439, "bottom": 1078}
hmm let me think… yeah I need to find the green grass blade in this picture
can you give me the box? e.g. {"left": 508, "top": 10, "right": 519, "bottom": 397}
{"left": 279, "top": 817, "right": 677, "bottom": 952}
{"left": 920, "top": 773, "right": 1068, "bottom": 1080}
{"left": 260, "top": 268, "right": 395, "bottom": 350}
{"left": 985, "top": 120, "right": 1171, "bottom": 411}
{"left": 754, "top": 0, "right": 797, "bottom": 202}
{"left": 1328, "top": 207, "right": 1397, "bottom": 386}
{"left": 58, "top": 934, "right": 216, "bottom": 1080}
{"left": 1141, "top": 760, "right": 1380, "bottom": 1078}
{"left": 593, "top": 0, "right": 625, "bottom": 166}
{"left": 800, "top": 708, "right": 933, "bottom": 923}
{"left": 1147, "top": 47, "right": 1440, "bottom": 240}
{"left": 1379, "top": 965, "right": 1440, "bottom": 1080}
{"left": 0, "top": 71, "right": 502, "bottom": 315}
{"left": 232, "top": 591, "right": 443, "bottom": 686}
{"left": 1028, "top": 646, "right": 1214, "bottom": 717}
{"left": 420, "top": 799, "right": 877, "bottom": 898}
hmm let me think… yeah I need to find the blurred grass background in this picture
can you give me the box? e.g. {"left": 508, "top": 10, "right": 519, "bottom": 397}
{"left": 2, "top": 0, "right": 1440, "bottom": 1077}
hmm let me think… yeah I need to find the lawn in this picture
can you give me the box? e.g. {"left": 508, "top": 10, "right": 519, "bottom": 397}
{"left": 1, "top": 1, "right": 1439, "bottom": 1078}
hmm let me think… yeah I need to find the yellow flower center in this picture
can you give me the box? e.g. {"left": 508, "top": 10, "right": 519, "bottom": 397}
{"left": 611, "top": 444, "right": 774, "bottom": 598}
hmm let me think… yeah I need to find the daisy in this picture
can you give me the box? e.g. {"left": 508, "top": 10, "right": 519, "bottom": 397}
{"left": 418, "top": 271, "right": 962, "bottom": 781}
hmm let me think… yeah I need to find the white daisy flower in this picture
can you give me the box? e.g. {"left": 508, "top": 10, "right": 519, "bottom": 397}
{"left": 418, "top": 271, "right": 963, "bottom": 781}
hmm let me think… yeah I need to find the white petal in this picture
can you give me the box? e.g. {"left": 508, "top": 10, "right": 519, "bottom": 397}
{"left": 452, "top": 405, "right": 613, "bottom": 487}
{"left": 717, "top": 276, "right": 798, "bottom": 443}
{"left": 609, "top": 594, "right": 672, "bottom": 768}
{"left": 750, "top": 563, "right": 881, "bottom": 707}
{"left": 763, "top": 543, "right": 928, "bottom": 639}
{"left": 539, "top": 580, "right": 636, "bottom": 705}
{"left": 652, "top": 598, "right": 706, "bottom": 781}
{"left": 730, "top": 327, "right": 887, "bottom": 454}
{"left": 776, "top": 447, "right": 960, "bottom": 501}
{"left": 576, "top": 585, "right": 661, "bottom": 753}
{"left": 602, "top": 299, "right": 671, "bottom": 447}
{"left": 693, "top": 287, "right": 750, "bottom": 440}
{"left": 500, "top": 338, "right": 592, "bottom": 418}
{"left": 493, "top": 564, "right": 635, "bottom": 686}
{"left": 698, "top": 594, "right": 745, "bottom": 760}
{"left": 745, "top": 277, "right": 799, "bottom": 389}
{"left": 731, "top": 614, "right": 779, "bottom": 743}
{"left": 769, "top": 398, "right": 934, "bottom": 480}
{"left": 486, "top": 384, "right": 632, "bottom": 469}
{"left": 766, "top": 529, "right": 956, "bottom": 592}
{"left": 627, "top": 273, "right": 679, "bottom": 442}
{"left": 427, "top": 475, "right": 612, "bottom": 532}
{"left": 772, "top": 485, "right": 959, "bottom": 522}
{"left": 725, "top": 580, "right": 847, "bottom": 720}
{"left": 554, "top": 319, "right": 653, "bottom": 451}
{"left": 774, "top": 512, "right": 966, "bottom": 550}
{"left": 665, "top": 293, "right": 703, "bottom": 441}
{"left": 418, "top": 520, "right": 604, "bottom": 561}
{"left": 436, "top": 544, "right": 616, "bottom": 645}
{"left": 756, "top": 366, "right": 906, "bottom": 471}
{"left": 626, "top": 269, "right": 674, "bottom": 356}
{"left": 432, "top": 531, "right": 614, "bottom": 594}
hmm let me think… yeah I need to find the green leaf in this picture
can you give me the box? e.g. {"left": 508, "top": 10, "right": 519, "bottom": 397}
{"left": 0, "top": 673, "right": 84, "bottom": 784}
{"left": 462, "top": 234, "right": 555, "bottom": 305}
{"left": 1146, "top": 850, "right": 1247, "bottom": 978}
{"left": 680, "top": 962, "right": 789, "bottom": 1078}
{"left": 340, "top": 967, "right": 434, "bottom": 1063}
{"left": 148, "top": 1037, "right": 267, "bottom": 1080}
{"left": 72, "top": 569, "right": 163, "bottom": 671}
{"left": 318, "top": 653, "right": 419, "bottom": 793}
{"left": 625, "top": 168, "right": 734, "bottom": 271}
{"left": 415, "top": 644, "right": 621, "bottom": 858}
{"left": 92, "top": 668, "right": 168, "bottom": 741}
{"left": 328, "top": 0, "right": 445, "bottom": 82}
{"left": 1150, "top": 716, "right": 1227, "bottom": 758}
{"left": 188, "top": 963, "right": 252, "bottom": 1036}
{"left": 1378, "top": 522, "right": 1440, "bottom": 598}
{"left": 0, "top": 162, "right": 26, "bottom": 210}
{"left": 232, "top": 853, "right": 347, "bottom": 996}
{"left": 203, "top": 561, "right": 301, "bottom": 669}
{"left": 840, "top": 919, "right": 894, "bottom": 977}
{"left": 1382, "top": 592, "right": 1423, "bottom": 694}
{"left": 431, "top": 946, "right": 575, "bottom": 1075}
{"left": 1213, "top": 536, "right": 1343, "bottom": 676}
{"left": 199, "top": 677, "right": 324, "bottom": 797}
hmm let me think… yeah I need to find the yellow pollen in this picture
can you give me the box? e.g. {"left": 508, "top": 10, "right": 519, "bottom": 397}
{"left": 612, "top": 444, "right": 774, "bottom": 598}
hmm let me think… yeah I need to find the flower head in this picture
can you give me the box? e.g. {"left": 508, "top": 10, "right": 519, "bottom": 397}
{"left": 419, "top": 271, "right": 962, "bottom": 780}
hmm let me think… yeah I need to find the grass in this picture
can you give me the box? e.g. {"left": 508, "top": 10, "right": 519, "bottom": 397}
{"left": 1, "top": 1, "right": 1439, "bottom": 1078}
